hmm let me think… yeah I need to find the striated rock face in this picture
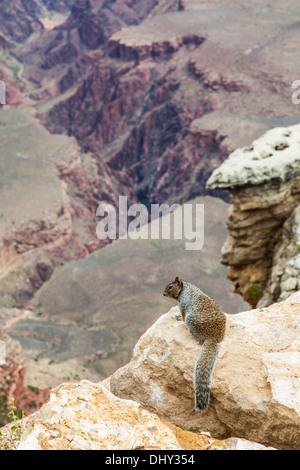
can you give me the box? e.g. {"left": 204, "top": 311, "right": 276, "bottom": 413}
{"left": 8, "top": 380, "right": 275, "bottom": 450}
{"left": 0, "top": 108, "right": 73, "bottom": 280}
{"left": 0, "top": 0, "right": 43, "bottom": 45}
{"left": 13, "top": 1, "right": 300, "bottom": 209}
{"left": 108, "top": 13, "right": 206, "bottom": 62}
{"left": 110, "top": 292, "right": 300, "bottom": 450}
{"left": 270, "top": 206, "right": 300, "bottom": 305}
{"left": 0, "top": 106, "right": 115, "bottom": 307}
{"left": 206, "top": 124, "right": 300, "bottom": 307}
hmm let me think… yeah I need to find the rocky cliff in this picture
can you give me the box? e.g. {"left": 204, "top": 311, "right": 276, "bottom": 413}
{"left": 1, "top": 290, "right": 299, "bottom": 450}
{"left": 0, "top": 107, "right": 116, "bottom": 308}
{"left": 0, "top": 380, "right": 275, "bottom": 450}
{"left": 207, "top": 124, "right": 300, "bottom": 307}
{"left": 0, "top": 0, "right": 43, "bottom": 46}
{"left": 110, "top": 291, "right": 300, "bottom": 450}
{"left": 37, "top": 2, "right": 300, "bottom": 207}
{"left": 2, "top": 0, "right": 300, "bottom": 222}
{"left": 1, "top": 0, "right": 300, "bottom": 447}
{"left": 2, "top": 0, "right": 300, "bottom": 278}
{"left": 7, "top": 0, "right": 300, "bottom": 210}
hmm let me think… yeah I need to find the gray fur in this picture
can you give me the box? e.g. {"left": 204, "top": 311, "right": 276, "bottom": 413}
{"left": 163, "top": 277, "right": 226, "bottom": 411}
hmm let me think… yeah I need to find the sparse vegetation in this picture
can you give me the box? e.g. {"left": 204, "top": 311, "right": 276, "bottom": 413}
{"left": 248, "top": 283, "right": 264, "bottom": 300}
{"left": 0, "top": 392, "right": 24, "bottom": 427}
{"left": 0, "top": 392, "right": 9, "bottom": 428}
{"left": 294, "top": 243, "right": 300, "bottom": 254}
{"left": 1, "top": 50, "right": 26, "bottom": 87}
{"left": 188, "top": 426, "right": 201, "bottom": 434}
{"left": 27, "top": 385, "right": 40, "bottom": 394}
{"left": 0, "top": 400, "right": 25, "bottom": 450}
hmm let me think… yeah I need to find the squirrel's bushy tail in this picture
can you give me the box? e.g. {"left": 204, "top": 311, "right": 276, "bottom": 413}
{"left": 194, "top": 340, "right": 219, "bottom": 411}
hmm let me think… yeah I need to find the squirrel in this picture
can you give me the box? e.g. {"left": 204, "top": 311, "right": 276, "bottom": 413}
{"left": 163, "top": 276, "right": 226, "bottom": 411}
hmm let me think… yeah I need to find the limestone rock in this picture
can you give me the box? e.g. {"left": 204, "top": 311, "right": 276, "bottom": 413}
{"left": 206, "top": 124, "right": 300, "bottom": 306}
{"left": 110, "top": 292, "right": 300, "bottom": 450}
{"left": 16, "top": 380, "right": 188, "bottom": 450}
{"left": 206, "top": 124, "right": 300, "bottom": 191}
{"left": 11, "top": 380, "right": 276, "bottom": 451}
{"left": 264, "top": 205, "right": 300, "bottom": 306}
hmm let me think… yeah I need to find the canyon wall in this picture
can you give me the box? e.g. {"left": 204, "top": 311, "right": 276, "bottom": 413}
{"left": 207, "top": 124, "right": 300, "bottom": 307}
{"left": 13, "top": 1, "right": 300, "bottom": 210}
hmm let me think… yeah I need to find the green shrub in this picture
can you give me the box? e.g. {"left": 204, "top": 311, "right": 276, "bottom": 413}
{"left": 248, "top": 283, "right": 264, "bottom": 299}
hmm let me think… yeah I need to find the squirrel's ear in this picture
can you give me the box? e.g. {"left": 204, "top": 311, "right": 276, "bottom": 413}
{"left": 175, "top": 276, "right": 183, "bottom": 288}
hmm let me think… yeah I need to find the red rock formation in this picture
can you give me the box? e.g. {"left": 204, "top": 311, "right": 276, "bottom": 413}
{"left": 0, "top": 331, "right": 49, "bottom": 426}
{"left": 108, "top": 32, "right": 206, "bottom": 62}
{"left": 0, "top": 0, "right": 43, "bottom": 45}
{"left": 20, "top": 1, "right": 298, "bottom": 213}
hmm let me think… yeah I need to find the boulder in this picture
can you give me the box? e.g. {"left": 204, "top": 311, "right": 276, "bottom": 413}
{"left": 110, "top": 291, "right": 300, "bottom": 450}
{"left": 10, "top": 380, "right": 275, "bottom": 450}
{"left": 17, "top": 381, "right": 180, "bottom": 450}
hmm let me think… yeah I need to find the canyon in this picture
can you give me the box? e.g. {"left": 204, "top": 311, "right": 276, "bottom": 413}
{"left": 0, "top": 0, "right": 300, "bottom": 429}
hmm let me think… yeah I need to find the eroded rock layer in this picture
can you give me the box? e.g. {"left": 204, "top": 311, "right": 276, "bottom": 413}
{"left": 207, "top": 124, "right": 300, "bottom": 307}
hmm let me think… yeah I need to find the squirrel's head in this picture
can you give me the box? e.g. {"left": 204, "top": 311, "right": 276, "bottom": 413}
{"left": 163, "top": 276, "right": 183, "bottom": 301}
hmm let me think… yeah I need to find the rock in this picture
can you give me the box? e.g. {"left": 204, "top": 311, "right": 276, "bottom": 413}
{"left": 206, "top": 124, "right": 300, "bottom": 191}
{"left": 218, "top": 437, "right": 276, "bottom": 450}
{"left": 16, "top": 2, "right": 300, "bottom": 212}
{"left": 262, "top": 205, "right": 300, "bottom": 306}
{"left": 10, "top": 380, "right": 276, "bottom": 450}
{"left": 189, "top": 112, "right": 270, "bottom": 160}
{"left": 0, "top": 0, "right": 43, "bottom": 45}
{"left": 110, "top": 292, "right": 300, "bottom": 450}
{"left": 0, "top": 108, "right": 73, "bottom": 280}
{"left": 0, "top": 341, "right": 4, "bottom": 366}
{"left": 0, "top": 106, "right": 110, "bottom": 307}
{"left": 16, "top": 380, "right": 181, "bottom": 450}
{"left": 206, "top": 124, "right": 300, "bottom": 306}
{"left": 108, "top": 13, "right": 206, "bottom": 61}
{"left": 0, "top": 108, "right": 73, "bottom": 270}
